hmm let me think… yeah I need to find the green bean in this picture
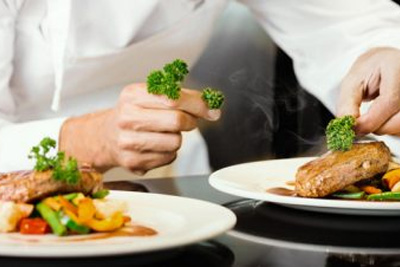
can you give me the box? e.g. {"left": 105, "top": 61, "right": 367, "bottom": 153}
{"left": 66, "top": 219, "right": 90, "bottom": 234}
{"left": 36, "top": 202, "right": 67, "bottom": 236}
{"left": 62, "top": 193, "right": 79, "bottom": 201}
{"left": 332, "top": 191, "right": 365, "bottom": 199}
{"left": 367, "top": 192, "right": 400, "bottom": 201}
{"left": 92, "top": 189, "right": 110, "bottom": 199}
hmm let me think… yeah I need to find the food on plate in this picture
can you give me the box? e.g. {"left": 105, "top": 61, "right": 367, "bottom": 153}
{"left": 293, "top": 113, "right": 400, "bottom": 201}
{"left": 0, "top": 202, "right": 34, "bottom": 232}
{"left": 0, "top": 137, "right": 154, "bottom": 237}
{"left": 146, "top": 59, "right": 224, "bottom": 109}
{"left": 296, "top": 142, "right": 391, "bottom": 198}
{"left": 0, "top": 169, "right": 102, "bottom": 203}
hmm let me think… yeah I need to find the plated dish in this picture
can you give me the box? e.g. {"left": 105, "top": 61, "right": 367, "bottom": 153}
{"left": 0, "top": 137, "right": 236, "bottom": 257}
{"left": 0, "top": 191, "right": 236, "bottom": 257}
{"left": 209, "top": 157, "right": 400, "bottom": 216}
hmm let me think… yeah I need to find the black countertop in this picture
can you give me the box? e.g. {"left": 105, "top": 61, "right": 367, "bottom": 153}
{"left": 2, "top": 175, "right": 400, "bottom": 267}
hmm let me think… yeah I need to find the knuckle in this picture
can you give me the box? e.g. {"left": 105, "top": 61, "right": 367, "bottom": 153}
{"left": 130, "top": 139, "right": 147, "bottom": 152}
{"left": 116, "top": 136, "right": 130, "bottom": 150}
{"left": 121, "top": 156, "right": 145, "bottom": 171}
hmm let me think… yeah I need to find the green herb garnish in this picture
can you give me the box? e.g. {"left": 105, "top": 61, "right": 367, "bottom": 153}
{"left": 201, "top": 87, "right": 224, "bottom": 109}
{"left": 147, "top": 59, "right": 225, "bottom": 109}
{"left": 326, "top": 115, "right": 356, "bottom": 151}
{"left": 29, "top": 137, "right": 80, "bottom": 185}
{"left": 147, "top": 59, "right": 188, "bottom": 100}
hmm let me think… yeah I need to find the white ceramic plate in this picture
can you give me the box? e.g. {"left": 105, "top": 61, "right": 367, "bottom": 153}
{"left": 0, "top": 191, "right": 236, "bottom": 257}
{"left": 209, "top": 157, "right": 400, "bottom": 216}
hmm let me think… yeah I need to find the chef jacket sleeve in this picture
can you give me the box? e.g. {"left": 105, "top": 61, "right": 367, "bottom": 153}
{"left": 0, "top": 1, "right": 67, "bottom": 172}
{"left": 238, "top": 0, "right": 400, "bottom": 113}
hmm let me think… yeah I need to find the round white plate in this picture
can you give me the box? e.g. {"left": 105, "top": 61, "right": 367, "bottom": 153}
{"left": 209, "top": 157, "right": 400, "bottom": 216}
{"left": 0, "top": 191, "right": 236, "bottom": 257}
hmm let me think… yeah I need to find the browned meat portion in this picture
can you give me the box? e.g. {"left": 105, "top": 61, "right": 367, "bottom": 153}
{"left": 295, "top": 142, "right": 391, "bottom": 197}
{"left": 0, "top": 168, "right": 103, "bottom": 203}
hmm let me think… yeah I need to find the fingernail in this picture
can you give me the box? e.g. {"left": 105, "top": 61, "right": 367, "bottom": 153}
{"left": 207, "top": 110, "right": 221, "bottom": 121}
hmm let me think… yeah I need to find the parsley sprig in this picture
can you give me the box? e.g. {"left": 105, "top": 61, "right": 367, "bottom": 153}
{"left": 29, "top": 137, "right": 80, "bottom": 185}
{"left": 147, "top": 59, "right": 189, "bottom": 100}
{"left": 326, "top": 115, "right": 356, "bottom": 151}
{"left": 146, "top": 59, "right": 225, "bottom": 109}
{"left": 201, "top": 87, "right": 224, "bottom": 109}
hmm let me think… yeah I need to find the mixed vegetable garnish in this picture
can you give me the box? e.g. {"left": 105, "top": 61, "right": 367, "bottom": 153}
{"left": 332, "top": 167, "right": 400, "bottom": 201}
{"left": 0, "top": 138, "right": 131, "bottom": 235}
{"left": 2, "top": 190, "right": 131, "bottom": 235}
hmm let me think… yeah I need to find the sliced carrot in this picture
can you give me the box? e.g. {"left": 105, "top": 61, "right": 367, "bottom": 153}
{"left": 360, "top": 185, "right": 382, "bottom": 195}
{"left": 123, "top": 216, "right": 131, "bottom": 223}
{"left": 58, "top": 195, "right": 78, "bottom": 215}
{"left": 383, "top": 169, "right": 400, "bottom": 189}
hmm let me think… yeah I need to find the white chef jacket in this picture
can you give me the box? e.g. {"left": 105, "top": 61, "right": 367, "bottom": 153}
{"left": 1, "top": 0, "right": 400, "bottom": 173}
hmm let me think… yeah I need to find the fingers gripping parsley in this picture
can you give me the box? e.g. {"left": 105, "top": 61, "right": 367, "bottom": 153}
{"left": 29, "top": 137, "right": 81, "bottom": 185}
{"left": 147, "top": 59, "right": 225, "bottom": 108}
{"left": 326, "top": 115, "right": 356, "bottom": 151}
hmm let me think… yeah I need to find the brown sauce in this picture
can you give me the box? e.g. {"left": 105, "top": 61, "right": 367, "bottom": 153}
{"left": 67, "top": 224, "right": 158, "bottom": 242}
{"left": 10, "top": 224, "right": 157, "bottom": 243}
{"left": 266, "top": 187, "right": 296, "bottom": 197}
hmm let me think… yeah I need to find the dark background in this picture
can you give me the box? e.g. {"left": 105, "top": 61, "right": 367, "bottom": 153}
{"left": 187, "top": 2, "right": 333, "bottom": 171}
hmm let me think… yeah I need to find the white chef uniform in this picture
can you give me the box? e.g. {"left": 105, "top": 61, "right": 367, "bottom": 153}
{"left": 1, "top": 0, "right": 400, "bottom": 176}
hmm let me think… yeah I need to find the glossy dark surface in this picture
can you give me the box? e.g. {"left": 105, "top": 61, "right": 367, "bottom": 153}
{"left": 2, "top": 175, "right": 400, "bottom": 267}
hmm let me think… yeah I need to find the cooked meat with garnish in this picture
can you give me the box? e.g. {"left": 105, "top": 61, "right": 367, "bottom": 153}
{"left": 0, "top": 168, "right": 103, "bottom": 203}
{"left": 295, "top": 142, "right": 391, "bottom": 197}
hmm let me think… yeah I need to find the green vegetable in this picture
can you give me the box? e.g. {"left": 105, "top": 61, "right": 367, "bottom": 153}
{"left": 36, "top": 202, "right": 67, "bottom": 236}
{"left": 147, "top": 59, "right": 188, "bottom": 100}
{"left": 29, "top": 137, "right": 81, "bottom": 185}
{"left": 92, "top": 189, "right": 110, "bottom": 199}
{"left": 201, "top": 87, "right": 224, "bottom": 109}
{"left": 66, "top": 218, "right": 91, "bottom": 234}
{"left": 57, "top": 193, "right": 79, "bottom": 201}
{"left": 332, "top": 191, "right": 365, "bottom": 199}
{"left": 326, "top": 115, "right": 356, "bottom": 151}
{"left": 367, "top": 192, "right": 400, "bottom": 201}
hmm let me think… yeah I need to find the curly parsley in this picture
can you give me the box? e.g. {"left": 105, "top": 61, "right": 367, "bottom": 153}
{"left": 29, "top": 137, "right": 80, "bottom": 185}
{"left": 326, "top": 115, "right": 356, "bottom": 151}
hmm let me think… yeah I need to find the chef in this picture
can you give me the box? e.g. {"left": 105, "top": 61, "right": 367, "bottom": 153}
{"left": 1, "top": 0, "right": 400, "bottom": 176}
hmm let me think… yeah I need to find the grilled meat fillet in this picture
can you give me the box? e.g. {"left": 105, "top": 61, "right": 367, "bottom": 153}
{"left": 0, "top": 168, "right": 103, "bottom": 203}
{"left": 295, "top": 142, "right": 391, "bottom": 197}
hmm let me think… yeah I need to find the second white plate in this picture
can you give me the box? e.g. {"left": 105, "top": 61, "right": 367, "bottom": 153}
{"left": 209, "top": 157, "right": 400, "bottom": 216}
{"left": 0, "top": 191, "right": 236, "bottom": 257}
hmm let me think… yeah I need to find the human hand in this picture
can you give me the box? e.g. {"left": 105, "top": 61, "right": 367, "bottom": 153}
{"left": 60, "top": 83, "right": 220, "bottom": 173}
{"left": 337, "top": 47, "right": 400, "bottom": 136}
